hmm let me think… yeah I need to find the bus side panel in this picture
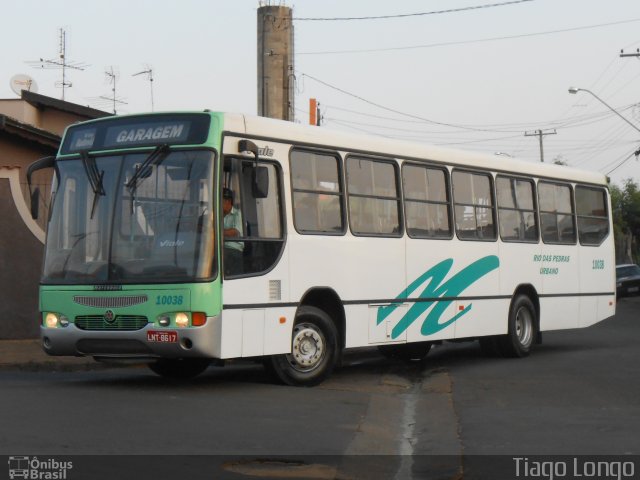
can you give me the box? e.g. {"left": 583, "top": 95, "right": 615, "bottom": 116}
{"left": 578, "top": 235, "right": 616, "bottom": 328}
{"left": 538, "top": 243, "right": 580, "bottom": 331}
{"left": 404, "top": 239, "right": 459, "bottom": 342}
{"left": 497, "top": 241, "right": 542, "bottom": 333}
{"left": 211, "top": 310, "right": 242, "bottom": 359}
{"left": 264, "top": 307, "right": 297, "bottom": 355}
{"left": 288, "top": 235, "right": 406, "bottom": 349}
{"left": 436, "top": 241, "right": 501, "bottom": 340}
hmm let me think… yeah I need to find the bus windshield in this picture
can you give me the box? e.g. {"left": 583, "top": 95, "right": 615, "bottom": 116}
{"left": 43, "top": 149, "right": 216, "bottom": 284}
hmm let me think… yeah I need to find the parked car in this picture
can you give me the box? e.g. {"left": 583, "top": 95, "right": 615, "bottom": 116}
{"left": 616, "top": 264, "right": 640, "bottom": 298}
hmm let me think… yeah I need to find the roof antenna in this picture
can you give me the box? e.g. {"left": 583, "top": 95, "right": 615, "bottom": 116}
{"left": 26, "top": 28, "right": 88, "bottom": 101}
{"left": 100, "top": 66, "right": 127, "bottom": 114}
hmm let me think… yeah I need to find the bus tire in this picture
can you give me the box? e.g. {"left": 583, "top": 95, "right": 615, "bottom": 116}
{"left": 378, "top": 342, "right": 432, "bottom": 362}
{"left": 148, "top": 358, "right": 210, "bottom": 379}
{"left": 266, "top": 306, "right": 339, "bottom": 387}
{"left": 496, "top": 294, "right": 537, "bottom": 358}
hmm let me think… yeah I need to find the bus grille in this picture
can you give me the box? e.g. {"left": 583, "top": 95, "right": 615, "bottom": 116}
{"left": 73, "top": 295, "right": 148, "bottom": 308}
{"left": 75, "top": 315, "right": 149, "bottom": 331}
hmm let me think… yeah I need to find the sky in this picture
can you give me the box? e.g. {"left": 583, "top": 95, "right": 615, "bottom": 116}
{"left": 2, "top": 0, "right": 640, "bottom": 186}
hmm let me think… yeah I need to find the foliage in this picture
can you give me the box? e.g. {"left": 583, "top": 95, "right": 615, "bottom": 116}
{"left": 610, "top": 179, "right": 640, "bottom": 263}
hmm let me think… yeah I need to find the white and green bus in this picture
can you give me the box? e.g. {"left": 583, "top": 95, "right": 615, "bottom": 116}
{"left": 28, "top": 111, "right": 615, "bottom": 386}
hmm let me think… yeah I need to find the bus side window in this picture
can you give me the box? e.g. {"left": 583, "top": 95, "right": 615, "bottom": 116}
{"left": 575, "top": 186, "right": 609, "bottom": 246}
{"left": 538, "top": 182, "right": 576, "bottom": 245}
{"left": 290, "top": 149, "right": 344, "bottom": 235}
{"left": 347, "top": 156, "right": 402, "bottom": 237}
{"left": 452, "top": 170, "right": 496, "bottom": 241}
{"left": 402, "top": 163, "right": 451, "bottom": 238}
{"left": 496, "top": 176, "right": 538, "bottom": 243}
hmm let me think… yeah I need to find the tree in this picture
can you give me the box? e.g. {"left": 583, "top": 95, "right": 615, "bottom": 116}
{"left": 610, "top": 179, "right": 640, "bottom": 264}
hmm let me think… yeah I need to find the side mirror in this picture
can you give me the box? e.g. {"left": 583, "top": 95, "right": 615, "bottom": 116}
{"left": 30, "top": 188, "right": 40, "bottom": 220}
{"left": 238, "top": 139, "right": 269, "bottom": 199}
{"left": 26, "top": 155, "right": 56, "bottom": 220}
{"left": 252, "top": 166, "right": 269, "bottom": 199}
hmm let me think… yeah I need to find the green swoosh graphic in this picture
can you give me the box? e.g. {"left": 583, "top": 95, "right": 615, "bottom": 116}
{"left": 377, "top": 255, "right": 499, "bottom": 339}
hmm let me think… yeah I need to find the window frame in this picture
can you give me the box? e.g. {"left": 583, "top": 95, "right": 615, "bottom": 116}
{"left": 452, "top": 168, "right": 497, "bottom": 242}
{"left": 221, "top": 155, "right": 287, "bottom": 280}
{"left": 495, "top": 174, "right": 539, "bottom": 244}
{"left": 537, "top": 180, "right": 577, "bottom": 246}
{"left": 289, "top": 148, "right": 346, "bottom": 236}
{"left": 575, "top": 184, "right": 610, "bottom": 246}
{"left": 401, "top": 161, "right": 453, "bottom": 240}
{"left": 345, "top": 154, "right": 403, "bottom": 238}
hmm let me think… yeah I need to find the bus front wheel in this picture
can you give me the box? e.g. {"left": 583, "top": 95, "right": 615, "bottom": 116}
{"left": 496, "top": 294, "right": 537, "bottom": 358}
{"left": 266, "top": 306, "right": 339, "bottom": 387}
{"left": 148, "top": 358, "right": 210, "bottom": 379}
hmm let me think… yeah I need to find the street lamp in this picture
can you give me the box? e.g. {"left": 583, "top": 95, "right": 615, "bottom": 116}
{"left": 568, "top": 87, "right": 640, "bottom": 134}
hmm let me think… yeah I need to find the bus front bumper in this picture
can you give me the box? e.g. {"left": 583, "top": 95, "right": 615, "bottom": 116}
{"left": 40, "top": 316, "right": 220, "bottom": 360}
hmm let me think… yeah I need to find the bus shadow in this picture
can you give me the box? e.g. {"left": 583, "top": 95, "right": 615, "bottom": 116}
{"left": 62, "top": 336, "right": 610, "bottom": 391}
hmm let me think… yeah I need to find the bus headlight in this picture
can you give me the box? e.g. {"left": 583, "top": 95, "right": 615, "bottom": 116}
{"left": 175, "top": 312, "right": 189, "bottom": 328}
{"left": 158, "top": 315, "right": 171, "bottom": 327}
{"left": 44, "top": 313, "right": 59, "bottom": 328}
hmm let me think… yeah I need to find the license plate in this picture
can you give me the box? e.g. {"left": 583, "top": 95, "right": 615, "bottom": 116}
{"left": 147, "top": 330, "right": 178, "bottom": 343}
{"left": 629, "top": 286, "right": 639, "bottom": 293}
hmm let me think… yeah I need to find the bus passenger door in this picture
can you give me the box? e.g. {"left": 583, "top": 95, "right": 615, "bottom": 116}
{"left": 218, "top": 146, "right": 291, "bottom": 359}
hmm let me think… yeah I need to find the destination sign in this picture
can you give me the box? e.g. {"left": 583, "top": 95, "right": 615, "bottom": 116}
{"left": 60, "top": 113, "right": 211, "bottom": 154}
{"left": 105, "top": 122, "right": 190, "bottom": 147}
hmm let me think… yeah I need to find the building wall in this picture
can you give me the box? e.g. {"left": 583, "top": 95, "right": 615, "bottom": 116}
{"left": 0, "top": 99, "right": 82, "bottom": 136}
{"left": 0, "top": 94, "right": 106, "bottom": 339}
{"left": 0, "top": 168, "right": 45, "bottom": 338}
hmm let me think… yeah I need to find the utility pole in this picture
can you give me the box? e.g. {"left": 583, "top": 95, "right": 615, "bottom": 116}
{"left": 525, "top": 129, "right": 556, "bottom": 163}
{"left": 257, "top": 4, "right": 294, "bottom": 121}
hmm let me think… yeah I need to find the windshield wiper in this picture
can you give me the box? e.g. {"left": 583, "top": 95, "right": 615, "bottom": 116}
{"left": 126, "top": 144, "right": 170, "bottom": 214}
{"left": 126, "top": 144, "right": 170, "bottom": 194}
{"left": 80, "top": 151, "right": 105, "bottom": 219}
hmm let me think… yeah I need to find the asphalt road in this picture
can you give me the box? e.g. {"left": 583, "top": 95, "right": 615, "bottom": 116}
{"left": 1, "top": 297, "right": 638, "bottom": 479}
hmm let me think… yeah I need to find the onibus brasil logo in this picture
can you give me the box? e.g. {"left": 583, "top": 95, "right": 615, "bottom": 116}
{"left": 8, "top": 456, "right": 73, "bottom": 479}
{"left": 377, "top": 255, "right": 500, "bottom": 339}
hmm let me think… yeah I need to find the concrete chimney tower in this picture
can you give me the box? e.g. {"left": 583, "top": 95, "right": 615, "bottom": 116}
{"left": 257, "top": 3, "right": 294, "bottom": 121}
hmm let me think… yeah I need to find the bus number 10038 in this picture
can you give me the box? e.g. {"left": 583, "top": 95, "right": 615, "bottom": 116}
{"left": 155, "top": 295, "right": 184, "bottom": 306}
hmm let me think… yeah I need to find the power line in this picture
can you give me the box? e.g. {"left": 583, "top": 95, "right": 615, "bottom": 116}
{"left": 605, "top": 150, "right": 638, "bottom": 175}
{"left": 297, "top": 18, "right": 640, "bottom": 55}
{"left": 294, "top": 0, "right": 533, "bottom": 21}
{"left": 301, "top": 72, "right": 531, "bottom": 133}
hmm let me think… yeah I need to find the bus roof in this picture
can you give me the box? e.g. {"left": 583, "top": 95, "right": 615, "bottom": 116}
{"left": 222, "top": 112, "right": 608, "bottom": 187}
{"left": 60, "top": 110, "right": 609, "bottom": 187}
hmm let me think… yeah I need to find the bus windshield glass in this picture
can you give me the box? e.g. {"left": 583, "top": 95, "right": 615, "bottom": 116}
{"left": 43, "top": 149, "right": 216, "bottom": 284}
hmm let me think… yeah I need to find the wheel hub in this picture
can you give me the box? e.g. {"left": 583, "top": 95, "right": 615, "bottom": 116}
{"left": 515, "top": 307, "right": 533, "bottom": 348}
{"left": 289, "top": 323, "right": 325, "bottom": 371}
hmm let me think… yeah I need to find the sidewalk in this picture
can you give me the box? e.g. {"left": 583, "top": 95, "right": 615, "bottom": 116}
{"left": 0, "top": 339, "right": 109, "bottom": 371}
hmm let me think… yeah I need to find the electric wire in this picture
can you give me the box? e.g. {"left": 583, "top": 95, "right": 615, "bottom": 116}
{"left": 297, "top": 18, "right": 640, "bottom": 55}
{"left": 293, "top": 0, "right": 533, "bottom": 21}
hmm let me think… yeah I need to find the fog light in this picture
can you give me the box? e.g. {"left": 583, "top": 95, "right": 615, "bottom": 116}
{"left": 45, "top": 313, "right": 59, "bottom": 328}
{"left": 175, "top": 312, "right": 189, "bottom": 328}
{"left": 158, "top": 315, "right": 170, "bottom": 327}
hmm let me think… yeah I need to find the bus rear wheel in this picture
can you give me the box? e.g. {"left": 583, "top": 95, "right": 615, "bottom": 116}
{"left": 148, "top": 358, "right": 210, "bottom": 379}
{"left": 496, "top": 294, "right": 537, "bottom": 358}
{"left": 266, "top": 306, "right": 339, "bottom": 387}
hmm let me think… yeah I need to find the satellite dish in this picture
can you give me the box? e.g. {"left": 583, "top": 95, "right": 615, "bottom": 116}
{"left": 10, "top": 74, "right": 38, "bottom": 96}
